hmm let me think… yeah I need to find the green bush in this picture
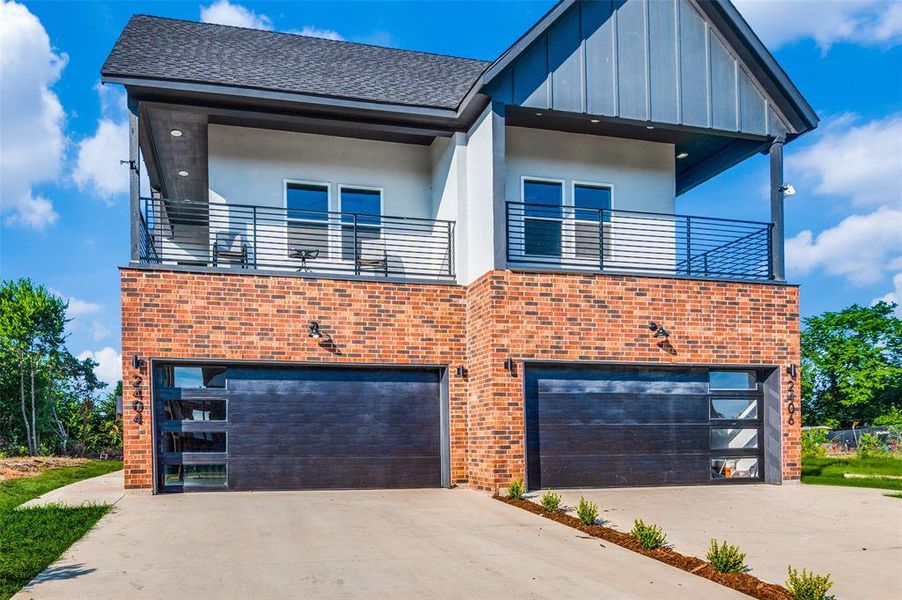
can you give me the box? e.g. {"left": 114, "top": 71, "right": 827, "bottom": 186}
{"left": 507, "top": 478, "right": 525, "bottom": 500}
{"left": 801, "top": 429, "right": 828, "bottom": 458}
{"left": 576, "top": 497, "right": 599, "bottom": 525}
{"left": 706, "top": 539, "right": 748, "bottom": 573}
{"left": 539, "top": 490, "right": 562, "bottom": 512}
{"left": 630, "top": 519, "right": 669, "bottom": 549}
{"left": 856, "top": 432, "right": 883, "bottom": 458}
{"left": 786, "top": 566, "right": 834, "bottom": 600}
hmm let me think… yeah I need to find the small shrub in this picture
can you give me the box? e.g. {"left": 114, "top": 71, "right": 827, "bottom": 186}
{"left": 630, "top": 519, "right": 669, "bottom": 550}
{"left": 786, "top": 566, "right": 834, "bottom": 600}
{"left": 706, "top": 539, "right": 748, "bottom": 573}
{"left": 801, "top": 429, "right": 828, "bottom": 458}
{"left": 540, "top": 490, "right": 562, "bottom": 512}
{"left": 507, "top": 478, "right": 525, "bottom": 500}
{"left": 856, "top": 432, "right": 883, "bottom": 458}
{"left": 576, "top": 497, "right": 599, "bottom": 525}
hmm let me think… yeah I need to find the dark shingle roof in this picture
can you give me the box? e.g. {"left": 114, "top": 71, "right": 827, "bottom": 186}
{"left": 101, "top": 15, "right": 491, "bottom": 110}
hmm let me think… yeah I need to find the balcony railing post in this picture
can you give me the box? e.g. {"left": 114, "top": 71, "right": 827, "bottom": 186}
{"left": 767, "top": 224, "right": 774, "bottom": 280}
{"left": 598, "top": 208, "right": 605, "bottom": 272}
{"left": 252, "top": 205, "right": 258, "bottom": 269}
{"left": 447, "top": 220, "right": 453, "bottom": 276}
{"left": 685, "top": 217, "right": 692, "bottom": 276}
{"left": 353, "top": 213, "right": 359, "bottom": 276}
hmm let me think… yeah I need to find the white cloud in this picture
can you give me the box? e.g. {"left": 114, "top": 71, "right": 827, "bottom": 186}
{"left": 734, "top": 0, "right": 902, "bottom": 51}
{"left": 872, "top": 273, "right": 902, "bottom": 317}
{"left": 289, "top": 25, "right": 344, "bottom": 41}
{"left": 90, "top": 321, "right": 111, "bottom": 341}
{"left": 200, "top": 0, "right": 272, "bottom": 30}
{"left": 72, "top": 116, "right": 129, "bottom": 202}
{"left": 78, "top": 347, "right": 122, "bottom": 389}
{"left": 788, "top": 113, "right": 902, "bottom": 209}
{"left": 48, "top": 288, "right": 102, "bottom": 317}
{"left": 787, "top": 208, "right": 902, "bottom": 285}
{"left": 0, "top": 0, "right": 66, "bottom": 229}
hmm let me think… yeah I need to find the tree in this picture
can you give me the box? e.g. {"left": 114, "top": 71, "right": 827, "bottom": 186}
{"left": 0, "top": 278, "right": 67, "bottom": 454}
{"left": 801, "top": 301, "right": 902, "bottom": 427}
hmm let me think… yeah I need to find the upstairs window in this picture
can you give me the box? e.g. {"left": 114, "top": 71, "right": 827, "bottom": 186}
{"left": 286, "top": 182, "right": 330, "bottom": 256}
{"left": 340, "top": 186, "right": 382, "bottom": 260}
{"left": 523, "top": 179, "right": 563, "bottom": 256}
{"left": 573, "top": 183, "right": 612, "bottom": 259}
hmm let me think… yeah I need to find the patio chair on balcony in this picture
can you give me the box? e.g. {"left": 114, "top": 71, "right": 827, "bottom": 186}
{"left": 355, "top": 238, "right": 388, "bottom": 277}
{"left": 212, "top": 231, "right": 249, "bottom": 268}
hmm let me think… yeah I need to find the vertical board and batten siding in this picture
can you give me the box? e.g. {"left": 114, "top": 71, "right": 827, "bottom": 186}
{"left": 488, "top": 0, "right": 790, "bottom": 138}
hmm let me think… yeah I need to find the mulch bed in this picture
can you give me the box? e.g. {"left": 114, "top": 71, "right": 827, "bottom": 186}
{"left": 494, "top": 495, "right": 793, "bottom": 600}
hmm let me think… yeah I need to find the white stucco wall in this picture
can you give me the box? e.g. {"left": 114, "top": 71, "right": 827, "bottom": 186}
{"left": 208, "top": 124, "right": 433, "bottom": 216}
{"left": 462, "top": 107, "right": 498, "bottom": 284}
{"left": 504, "top": 127, "right": 675, "bottom": 213}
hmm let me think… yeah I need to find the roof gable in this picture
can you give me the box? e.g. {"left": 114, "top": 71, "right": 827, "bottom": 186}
{"left": 483, "top": 0, "right": 817, "bottom": 139}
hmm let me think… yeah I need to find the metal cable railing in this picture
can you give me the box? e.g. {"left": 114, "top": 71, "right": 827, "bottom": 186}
{"left": 506, "top": 201, "right": 773, "bottom": 280}
{"left": 140, "top": 198, "right": 455, "bottom": 279}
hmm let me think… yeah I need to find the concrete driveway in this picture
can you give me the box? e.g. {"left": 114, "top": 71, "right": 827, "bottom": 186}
{"left": 549, "top": 484, "right": 902, "bottom": 599}
{"left": 17, "top": 488, "right": 743, "bottom": 599}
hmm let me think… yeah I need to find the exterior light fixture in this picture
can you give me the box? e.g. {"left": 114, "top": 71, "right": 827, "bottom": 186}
{"left": 456, "top": 365, "right": 468, "bottom": 378}
{"left": 676, "top": 152, "right": 689, "bottom": 159}
{"left": 646, "top": 125, "right": 655, "bottom": 130}
{"left": 131, "top": 355, "right": 145, "bottom": 369}
{"left": 178, "top": 170, "right": 189, "bottom": 177}
{"left": 590, "top": 118, "right": 600, "bottom": 123}
{"left": 648, "top": 322, "right": 670, "bottom": 338}
{"left": 787, "top": 363, "right": 797, "bottom": 378}
{"left": 504, "top": 358, "right": 515, "bottom": 373}
{"left": 170, "top": 129, "right": 183, "bottom": 137}
{"left": 308, "top": 321, "right": 323, "bottom": 339}
{"left": 535, "top": 112, "right": 543, "bottom": 116}
{"left": 779, "top": 183, "right": 796, "bottom": 196}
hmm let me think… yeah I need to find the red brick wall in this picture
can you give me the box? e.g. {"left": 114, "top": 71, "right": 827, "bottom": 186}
{"left": 464, "top": 270, "right": 800, "bottom": 491}
{"left": 121, "top": 267, "right": 800, "bottom": 492}
{"left": 120, "top": 268, "right": 467, "bottom": 489}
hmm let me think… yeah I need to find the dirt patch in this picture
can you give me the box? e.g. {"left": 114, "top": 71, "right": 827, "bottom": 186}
{"left": 495, "top": 495, "right": 793, "bottom": 600}
{"left": 0, "top": 456, "right": 89, "bottom": 482}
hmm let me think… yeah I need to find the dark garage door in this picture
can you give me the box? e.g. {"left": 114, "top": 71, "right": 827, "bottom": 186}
{"left": 154, "top": 364, "right": 443, "bottom": 492}
{"left": 525, "top": 365, "right": 764, "bottom": 489}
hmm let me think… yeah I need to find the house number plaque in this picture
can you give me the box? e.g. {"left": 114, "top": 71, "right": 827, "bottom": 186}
{"left": 132, "top": 375, "right": 144, "bottom": 424}
{"left": 786, "top": 379, "right": 796, "bottom": 426}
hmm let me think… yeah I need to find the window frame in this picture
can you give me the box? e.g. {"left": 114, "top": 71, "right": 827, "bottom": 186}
{"left": 570, "top": 180, "right": 615, "bottom": 262}
{"left": 519, "top": 176, "right": 566, "bottom": 258}
{"left": 283, "top": 179, "right": 334, "bottom": 260}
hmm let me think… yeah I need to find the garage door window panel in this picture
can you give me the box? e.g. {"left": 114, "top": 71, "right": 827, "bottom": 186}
{"left": 159, "top": 366, "right": 226, "bottom": 389}
{"left": 711, "top": 457, "right": 759, "bottom": 480}
{"left": 710, "top": 397, "right": 758, "bottom": 420}
{"left": 709, "top": 370, "right": 757, "bottom": 390}
{"left": 163, "top": 464, "right": 228, "bottom": 488}
{"left": 710, "top": 428, "right": 759, "bottom": 450}
{"left": 163, "top": 398, "right": 227, "bottom": 422}
{"left": 163, "top": 431, "right": 227, "bottom": 454}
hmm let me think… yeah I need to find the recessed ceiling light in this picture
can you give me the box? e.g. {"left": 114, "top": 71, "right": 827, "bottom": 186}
{"left": 170, "top": 129, "right": 183, "bottom": 137}
{"left": 536, "top": 112, "right": 543, "bottom": 116}
{"left": 590, "top": 118, "right": 600, "bottom": 123}
{"left": 676, "top": 152, "right": 689, "bottom": 159}
{"left": 646, "top": 125, "right": 655, "bottom": 130}
{"left": 178, "top": 170, "right": 189, "bottom": 177}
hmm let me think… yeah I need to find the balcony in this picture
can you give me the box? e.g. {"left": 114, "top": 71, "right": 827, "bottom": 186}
{"left": 139, "top": 198, "right": 455, "bottom": 279}
{"left": 506, "top": 202, "right": 773, "bottom": 281}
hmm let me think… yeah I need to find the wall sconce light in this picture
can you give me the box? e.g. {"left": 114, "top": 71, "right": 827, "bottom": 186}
{"left": 308, "top": 321, "right": 323, "bottom": 339}
{"left": 504, "top": 358, "right": 515, "bottom": 374}
{"left": 778, "top": 183, "right": 796, "bottom": 197}
{"left": 131, "top": 355, "right": 145, "bottom": 370}
{"left": 648, "top": 322, "right": 670, "bottom": 338}
{"left": 456, "top": 365, "right": 468, "bottom": 378}
{"left": 787, "top": 363, "right": 797, "bottom": 378}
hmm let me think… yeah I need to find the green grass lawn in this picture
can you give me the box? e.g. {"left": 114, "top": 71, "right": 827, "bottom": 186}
{"left": 802, "top": 455, "right": 902, "bottom": 491}
{"left": 0, "top": 460, "right": 122, "bottom": 600}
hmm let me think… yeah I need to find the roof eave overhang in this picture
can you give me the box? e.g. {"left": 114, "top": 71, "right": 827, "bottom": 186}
{"left": 102, "top": 74, "right": 490, "bottom": 129}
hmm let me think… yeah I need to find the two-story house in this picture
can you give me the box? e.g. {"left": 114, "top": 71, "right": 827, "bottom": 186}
{"left": 105, "top": 0, "right": 817, "bottom": 494}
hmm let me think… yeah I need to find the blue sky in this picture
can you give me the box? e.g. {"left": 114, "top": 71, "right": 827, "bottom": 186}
{"left": 1, "top": 0, "right": 900, "bottom": 388}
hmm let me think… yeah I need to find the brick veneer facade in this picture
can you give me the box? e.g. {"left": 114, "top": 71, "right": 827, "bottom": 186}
{"left": 121, "top": 267, "right": 800, "bottom": 492}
